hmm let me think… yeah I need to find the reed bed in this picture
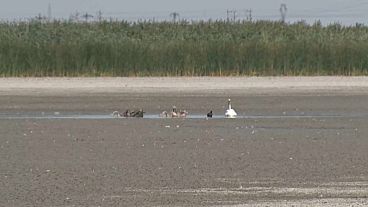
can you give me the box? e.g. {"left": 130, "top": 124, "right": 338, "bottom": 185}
{"left": 1, "top": 20, "right": 368, "bottom": 76}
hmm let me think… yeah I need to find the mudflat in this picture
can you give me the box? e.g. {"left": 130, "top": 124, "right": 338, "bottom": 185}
{"left": 0, "top": 77, "right": 368, "bottom": 206}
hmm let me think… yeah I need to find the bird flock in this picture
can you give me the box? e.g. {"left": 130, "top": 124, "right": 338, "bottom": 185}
{"left": 112, "top": 99, "right": 237, "bottom": 119}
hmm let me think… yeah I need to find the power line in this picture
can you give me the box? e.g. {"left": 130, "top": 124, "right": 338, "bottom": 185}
{"left": 4, "top": 4, "right": 368, "bottom": 25}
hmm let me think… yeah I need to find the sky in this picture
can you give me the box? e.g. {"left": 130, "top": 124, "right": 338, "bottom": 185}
{"left": 0, "top": 0, "right": 367, "bottom": 25}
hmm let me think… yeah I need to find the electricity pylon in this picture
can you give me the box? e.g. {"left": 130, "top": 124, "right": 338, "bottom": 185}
{"left": 170, "top": 12, "right": 180, "bottom": 22}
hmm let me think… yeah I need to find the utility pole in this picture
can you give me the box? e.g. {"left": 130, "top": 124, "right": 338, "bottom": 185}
{"left": 96, "top": 10, "right": 103, "bottom": 22}
{"left": 227, "top": 10, "right": 237, "bottom": 22}
{"left": 36, "top": 13, "right": 44, "bottom": 21}
{"left": 245, "top": 9, "right": 252, "bottom": 21}
{"left": 82, "top": 13, "right": 94, "bottom": 22}
{"left": 170, "top": 12, "right": 180, "bottom": 22}
{"left": 280, "top": 3, "right": 287, "bottom": 23}
{"left": 47, "top": 3, "right": 52, "bottom": 21}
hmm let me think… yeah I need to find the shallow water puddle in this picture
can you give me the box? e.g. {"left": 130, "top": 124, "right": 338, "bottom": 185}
{"left": 0, "top": 113, "right": 359, "bottom": 120}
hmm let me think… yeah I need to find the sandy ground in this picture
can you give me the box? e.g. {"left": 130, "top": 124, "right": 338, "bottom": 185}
{"left": 0, "top": 77, "right": 368, "bottom": 206}
{"left": 1, "top": 77, "right": 368, "bottom": 94}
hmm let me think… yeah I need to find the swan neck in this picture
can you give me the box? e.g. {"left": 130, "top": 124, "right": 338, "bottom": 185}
{"left": 228, "top": 101, "right": 232, "bottom": 110}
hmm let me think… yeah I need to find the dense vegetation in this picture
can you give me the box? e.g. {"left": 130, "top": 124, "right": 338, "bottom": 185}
{"left": 1, "top": 20, "right": 368, "bottom": 76}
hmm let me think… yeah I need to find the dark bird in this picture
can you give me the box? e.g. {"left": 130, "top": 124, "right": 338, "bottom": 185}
{"left": 207, "top": 110, "right": 213, "bottom": 118}
{"left": 123, "top": 110, "right": 131, "bottom": 117}
{"left": 136, "top": 109, "right": 145, "bottom": 118}
{"left": 131, "top": 109, "right": 145, "bottom": 118}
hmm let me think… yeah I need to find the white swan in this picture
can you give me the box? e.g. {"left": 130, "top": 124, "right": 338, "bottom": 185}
{"left": 225, "top": 99, "right": 237, "bottom": 118}
{"left": 112, "top": 111, "right": 122, "bottom": 118}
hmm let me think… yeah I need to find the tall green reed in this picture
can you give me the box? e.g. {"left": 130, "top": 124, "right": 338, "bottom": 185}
{"left": 1, "top": 20, "right": 368, "bottom": 76}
